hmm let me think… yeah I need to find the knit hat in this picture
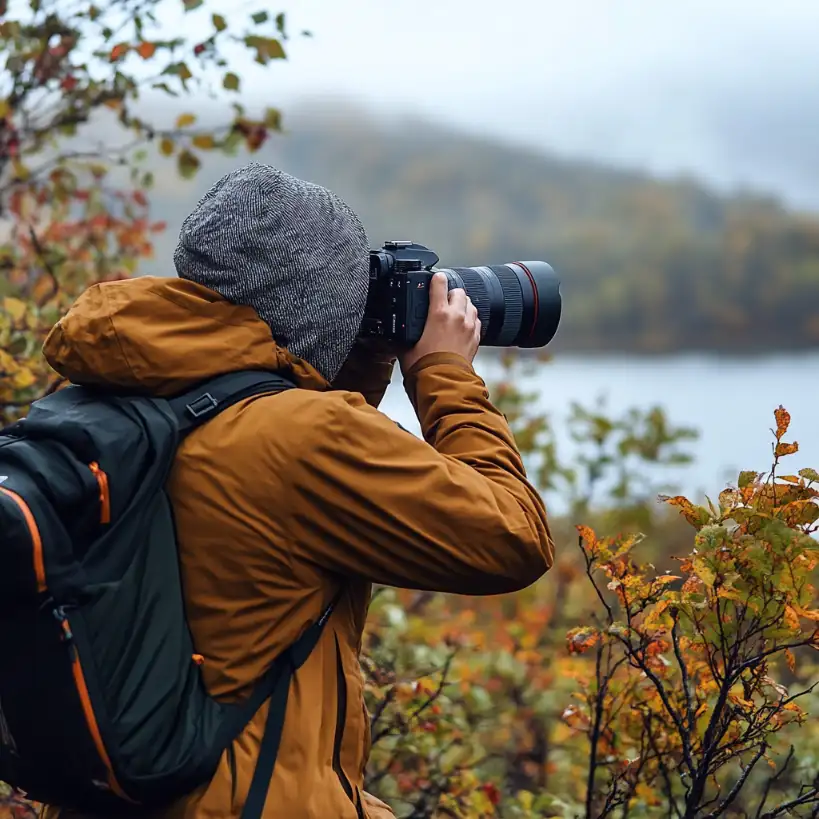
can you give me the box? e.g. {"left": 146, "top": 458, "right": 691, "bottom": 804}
{"left": 173, "top": 163, "right": 370, "bottom": 382}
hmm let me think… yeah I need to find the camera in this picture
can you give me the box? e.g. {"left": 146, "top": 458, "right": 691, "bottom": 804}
{"left": 359, "top": 241, "right": 562, "bottom": 348}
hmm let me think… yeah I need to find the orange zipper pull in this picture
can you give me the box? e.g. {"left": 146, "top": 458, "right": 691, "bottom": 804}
{"left": 89, "top": 462, "right": 111, "bottom": 524}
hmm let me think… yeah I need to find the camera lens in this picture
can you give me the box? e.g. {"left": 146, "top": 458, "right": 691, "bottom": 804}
{"left": 437, "top": 261, "right": 561, "bottom": 348}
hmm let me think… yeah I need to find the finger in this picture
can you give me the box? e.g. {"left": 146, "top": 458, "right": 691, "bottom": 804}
{"left": 474, "top": 317, "right": 482, "bottom": 343}
{"left": 428, "top": 271, "right": 449, "bottom": 311}
{"left": 448, "top": 286, "right": 467, "bottom": 312}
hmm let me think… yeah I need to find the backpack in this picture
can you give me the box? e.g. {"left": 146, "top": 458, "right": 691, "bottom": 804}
{"left": 0, "top": 370, "right": 340, "bottom": 818}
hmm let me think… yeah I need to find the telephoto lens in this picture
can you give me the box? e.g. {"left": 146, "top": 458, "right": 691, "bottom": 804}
{"left": 437, "top": 262, "right": 561, "bottom": 348}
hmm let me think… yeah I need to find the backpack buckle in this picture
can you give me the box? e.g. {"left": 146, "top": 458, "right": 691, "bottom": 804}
{"left": 186, "top": 393, "right": 219, "bottom": 418}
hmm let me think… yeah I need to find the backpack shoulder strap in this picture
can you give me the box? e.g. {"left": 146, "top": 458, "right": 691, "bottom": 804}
{"left": 167, "top": 371, "right": 296, "bottom": 437}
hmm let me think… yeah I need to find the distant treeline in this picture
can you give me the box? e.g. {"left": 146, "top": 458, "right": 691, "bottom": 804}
{"left": 144, "top": 103, "right": 819, "bottom": 354}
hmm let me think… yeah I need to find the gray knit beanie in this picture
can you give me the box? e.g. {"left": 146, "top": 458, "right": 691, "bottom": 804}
{"left": 173, "top": 163, "right": 370, "bottom": 381}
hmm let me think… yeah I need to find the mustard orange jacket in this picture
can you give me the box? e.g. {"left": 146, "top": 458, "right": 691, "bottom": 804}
{"left": 40, "top": 277, "right": 554, "bottom": 819}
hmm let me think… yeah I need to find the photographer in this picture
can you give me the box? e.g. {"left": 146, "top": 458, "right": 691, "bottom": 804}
{"left": 39, "top": 163, "right": 554, "bottom": 819}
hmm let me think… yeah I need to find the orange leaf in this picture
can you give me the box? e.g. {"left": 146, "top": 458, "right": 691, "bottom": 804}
{"left": 784, "top": 648, "right": 796, "bottom": 673}
{"left": 783, "top": 605, "right": 801, "bottom": 632}
{"left": 775, "top": 442, "right": 799, "bottom": 458}
{"left": 774, "top": 406, "right": 790, "bottom": 440}
{"left": 137, "top": 41, "right": 156, "bottom": 59}
{"left": 110, "top": 43, "right": 128, "bottom": 61}
{"left": 576, "top": 524, "right": 597, "bottom": 549}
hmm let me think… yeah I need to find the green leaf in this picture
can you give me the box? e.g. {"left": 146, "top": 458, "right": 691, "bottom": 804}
{"left": 275, "top": 12, "right": 286, "bottom": 35}
{"left": 151, "top": 81, "right": 179, "bottom": 97}
{"left": 738, "top": 470, "right": 759, "bottom": 489}
{"left": 251, "top": 10, "right": 268, "bottom": 23}
{"left": 244, "top": 35, "right": 286, "bottom": 64}
{"left": 799, "top": 468, "right": 819, "bottom": 483}
{"left": 212, "top": 13, "right": 227, "bottom": 31}
{"left": 183, "top": 0, "right": 204, "bottom": 10}
{"left": 162, "top": 62, "right": 193, "bottom": 81}
{"left": 223, "top": 72, "right": 240, "bottom": 91}
{"left": 177, "top": 149, "right": 201, "bottom": 179}
{"left": 263, "top": 107, "right": 281, "bottom": 130}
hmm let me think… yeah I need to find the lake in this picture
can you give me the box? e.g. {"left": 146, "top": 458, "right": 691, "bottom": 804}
{"left": 378, "top": 351, "right": 819, "bottom": 514}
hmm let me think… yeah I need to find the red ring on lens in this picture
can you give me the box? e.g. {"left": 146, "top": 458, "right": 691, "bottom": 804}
{"left": 514, "top": 262, "right": 540, "bottom": 341}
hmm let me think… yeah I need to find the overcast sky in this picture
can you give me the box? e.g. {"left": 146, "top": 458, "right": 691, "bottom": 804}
{"left": 128, "top": 0, "right": 819, "bottom": 211}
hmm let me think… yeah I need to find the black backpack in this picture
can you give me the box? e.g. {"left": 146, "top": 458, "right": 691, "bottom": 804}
{"left": 0, "top": 370, "right": 339, "bottom": 818}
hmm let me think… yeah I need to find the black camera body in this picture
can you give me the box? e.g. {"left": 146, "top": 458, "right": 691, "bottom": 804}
{"left": 360, "top": 240, "right": 562, "bottom": 349}
{"left": 360, "top": 241, "right": 441, "bottom": 346}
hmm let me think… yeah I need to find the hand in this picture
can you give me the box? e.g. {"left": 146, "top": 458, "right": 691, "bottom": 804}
{"left": 398, "top": 271, "right": 481, "bottom": 373}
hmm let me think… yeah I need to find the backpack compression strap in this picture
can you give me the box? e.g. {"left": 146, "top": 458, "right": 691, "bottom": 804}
{"left": 167, "top": 370, "right": 296, "bottom": 437}
{"left": 238, "top": 589, "right": 343, "bottom": 819}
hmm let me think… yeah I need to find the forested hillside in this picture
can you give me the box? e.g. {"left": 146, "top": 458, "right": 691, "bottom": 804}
{"left": 140, "top": 102, "right": 819, "bottom": 355}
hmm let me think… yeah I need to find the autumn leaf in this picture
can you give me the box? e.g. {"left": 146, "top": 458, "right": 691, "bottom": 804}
{"left": 566, "top": 626, "right": 600, "bottom": 654}
{"left": 659, "top": 495, "right": 711, "bottom": 528}
{"left": 109, "top": 43, "right": 128, "bottom": 61}
{"left": 137, "top": 41, "right": 156, "bottom": 59}
{"left": 2, "top": 297, "right": 27, "bottom": 322}
{"left": 175, "top": 112, "right": 196, "bottom": 128}
{"left": 783, "top": 605, "right": 801, "bottom": 632}
{"left": 774, "top": 405, "right": 790, "bottom": 440}
{"left": 775, "top": 441, "right": 799, "bottom": 457}
{"left": 784, "top": 648, "right": 796, "bottom": 673}
{"left": 223, "top": 72, "right": 240, "bottom": 91}
{"left": 245, "top": 34, "right": 286, "bottom": 64}
{"left": 576, "top": 524, "right": 597, "bottom": 549}
{"left": 192, "top": 134, "right": 215, "bottom": 149}
{"left": 159, "top": 137, "right": 174, "bottom": 156}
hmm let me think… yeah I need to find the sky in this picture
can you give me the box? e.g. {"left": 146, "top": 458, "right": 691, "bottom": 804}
{"left": 157, "top": 0, "right": 819, "bottom": 212}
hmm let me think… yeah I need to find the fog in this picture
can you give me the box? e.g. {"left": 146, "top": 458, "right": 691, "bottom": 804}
{"left": 159, "top": 0, "right": 819, "bottom": 211}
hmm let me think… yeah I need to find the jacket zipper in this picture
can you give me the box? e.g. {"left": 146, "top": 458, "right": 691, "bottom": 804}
{"left": 0, "top": 486, "right": 46, "bottom": 593}
{"left": 88, "top": 462, "right": 111, "bottom": 524}
{"left": 53, "top": 607, "right": 133, "bottom": 802}
{"left": 332, "top": 636, "right": 356, "bottom": 805}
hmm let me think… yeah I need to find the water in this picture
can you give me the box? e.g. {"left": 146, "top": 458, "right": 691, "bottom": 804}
{"left": 378, "top": 352, "right": 819, "bottom": 513}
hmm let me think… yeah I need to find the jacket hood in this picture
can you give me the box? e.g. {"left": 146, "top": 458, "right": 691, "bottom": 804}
{"left": 43, "top": 276, "right": 330, "bottom": 395}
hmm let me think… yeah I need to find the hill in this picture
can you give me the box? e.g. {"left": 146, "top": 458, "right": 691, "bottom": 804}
{"left": 141, "top": 101, "right": 819, "bottom": 355}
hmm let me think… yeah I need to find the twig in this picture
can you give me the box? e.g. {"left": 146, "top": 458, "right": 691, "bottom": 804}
{"left": 702, "top": 743, "right": 767, "bottom": 818}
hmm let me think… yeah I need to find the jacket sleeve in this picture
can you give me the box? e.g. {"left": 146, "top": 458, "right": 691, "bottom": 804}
{"left": 285, "top": 352, "right": 554, "bottom": 595}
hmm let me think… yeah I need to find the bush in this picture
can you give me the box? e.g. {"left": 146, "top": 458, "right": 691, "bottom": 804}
{"left": 361, "top": 403, "right": 819, "bottom": 818}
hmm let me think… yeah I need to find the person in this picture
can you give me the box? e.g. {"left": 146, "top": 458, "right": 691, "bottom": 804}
{"left": 40, "top": 163, "right": 554, "bottom": 818}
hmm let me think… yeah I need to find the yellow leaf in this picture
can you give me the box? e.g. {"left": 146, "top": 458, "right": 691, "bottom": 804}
{"left": 176, "top": 112, "right": 196, "bottom": 128}
{"left": 2, "top": 297, "right": 27, "bottom": 322}
{"left": 0, "top": 98, "right": 9, "bottom": 118}
{"left": 784, "top": 648, "right": 796, "bottom": 673}
{"left": 159, "top": 137, "right": 174, "bottom": 156}
{"left": 192, "top": 134, "right": 215, "bottom": 149}
{"left": 12, "top": 368, "right": 36, "bottom": 390}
